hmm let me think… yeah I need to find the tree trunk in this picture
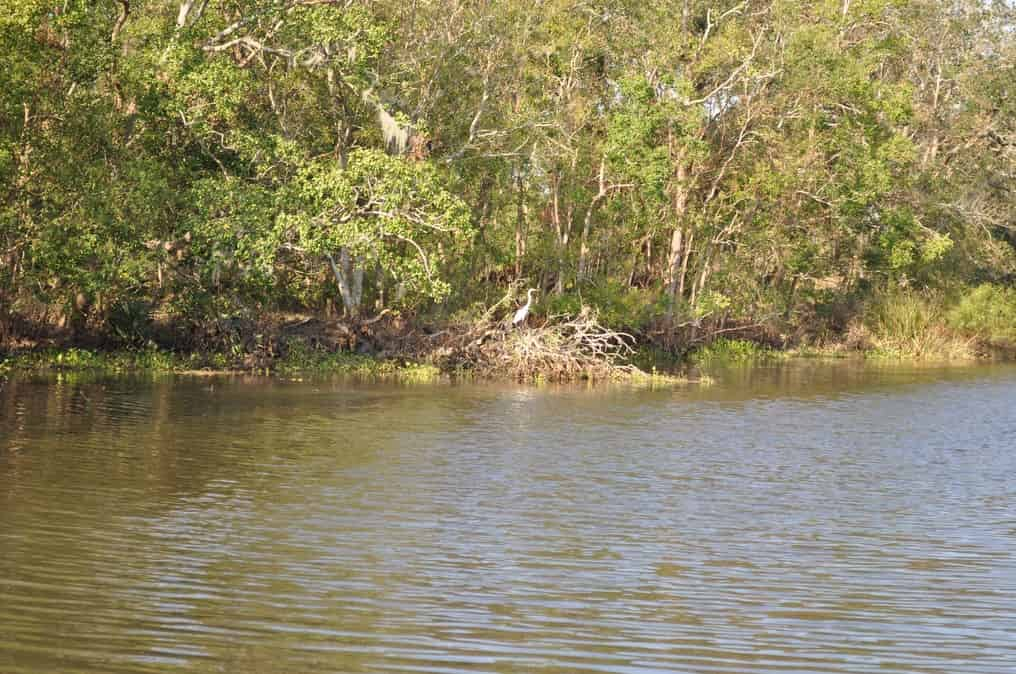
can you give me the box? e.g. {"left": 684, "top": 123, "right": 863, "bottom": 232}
{"left": 550, "top": 173, "right": 565, "bottom": 294}
{"left": 514, "top": 165, "right": 527, "bottom": 278}
{"left": 556, "top": 204, "right": 573, "bottom": 295}
{"left": 664, "top": 226, "right": 683, "bottom": 298}
{"left": 327, "top": 248, "right": 363, "bottom": 317}
{"left": 664, "top": 163, "right": 690, "bottom": 313}
{"left": 691, "top": 250, "right": 712, "bottom": 309}
{"left": 578, "top": 158, "right": 609, "bottom": 282}
{"left": 678, "top": 228, "right": 694, "bottom": 298}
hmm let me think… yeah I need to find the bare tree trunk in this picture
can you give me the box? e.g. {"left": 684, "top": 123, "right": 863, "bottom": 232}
{"left": 577, "top": 217, "right": 595, "bottom": 281}
{"left": 514, "top": 164, "right": 527, "bottom": 278}
{"left": 664, "top": 163, "right": 690, "bottom": 312}
{"left": 678, "top": 227, "right": 694, "bottom": 298}
{"left": 556, "top": 204, "right": 573, "bottom": 295}
{"left": 326, "top": 248, "right": 363, "bottom": 317}
{"left": 111, "top": 1, "right": 130, "bottom": 42}
{"left": 691, "top": 250, "right": 712, "bottom": 309}
{"left": 550, "top": 173, "right": 566, "bottom": 294}
{"left": 347, "top": 250, "right": 363, "bottom": 315}
{"left": 665, "top": 226, "right": 683, "bottom": 297}
{"left": 159, "top": 0, "right": 207, "bottom": 64}
{"left": 578, "top": 158, "right": 610, "bottom": 282}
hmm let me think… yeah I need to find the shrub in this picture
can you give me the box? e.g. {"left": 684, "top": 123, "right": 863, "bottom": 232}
{"left": 947, "top": 284, "right": 1016, "bottom": 344}
{"left": 543, "top": 280, "right": 667, "bottom": 332}
{"left": 690, "top": 338, "right": 777, "bottom": 365}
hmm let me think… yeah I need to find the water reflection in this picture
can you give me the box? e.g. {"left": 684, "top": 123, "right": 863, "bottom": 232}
{"left": 2, "top": 363, "right": 1016, "bottom": 673}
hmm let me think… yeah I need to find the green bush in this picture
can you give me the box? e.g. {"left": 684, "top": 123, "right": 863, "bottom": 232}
{"left": 947, "top": 284, "right": 1016, "bottom": 344}
{"left": 107, "top": 299, "right": 155, "bottom": 347}
{"left": 543, "top": 280, "right": 666, "bottom": 331}
{"left": 691, "top": 338, "right": 777, "bottom": 365}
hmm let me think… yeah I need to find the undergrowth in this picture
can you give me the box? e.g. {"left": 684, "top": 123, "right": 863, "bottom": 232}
{"left": 3, "top": 347, "right": 182, "bottom": 374}
{"left": 863, "top": 291, "right": 978, "bottom": 361}
{"left": 277, "top": 341, "right": 441, "bottom": 381}
{"left": 690, "top": 338, "right": 781, "bottom": 365}
{"left": 946, "top": 284, "right": 1016, "bottom": 346}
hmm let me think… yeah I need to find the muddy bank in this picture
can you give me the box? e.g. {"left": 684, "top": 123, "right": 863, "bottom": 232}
{"left": 1, "top": 311, "right": 682, "bottom": 383}
{"left": 3, "top": 308, "right": 1011, "bottom": 383}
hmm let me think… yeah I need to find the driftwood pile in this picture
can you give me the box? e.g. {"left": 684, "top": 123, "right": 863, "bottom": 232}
{"left": 427, "top": 309, "right": 642, "bottom": 381}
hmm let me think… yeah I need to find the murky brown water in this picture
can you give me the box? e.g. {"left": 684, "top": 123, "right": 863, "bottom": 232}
{"left": 2, "top": 362, "right": 1015, "bottom": 673}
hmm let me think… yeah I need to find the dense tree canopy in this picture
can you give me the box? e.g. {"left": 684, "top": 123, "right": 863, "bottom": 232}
{"left": 2, "top": 0, "right": 1013, "bottom": 347}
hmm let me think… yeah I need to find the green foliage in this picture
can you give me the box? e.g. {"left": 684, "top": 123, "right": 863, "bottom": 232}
{"left": 5, "top": 347, "right": 180, "bottom": 374}
{"left": 278, "top": 340, "right": 440, "bottom": 380}
{"left": 866, "top": 291, "right": 941, "bottom": 341}
{"left": 691, "top": 339, "right": 779, "bottom": 365}
{"left": 947, "top": 285, "right": 1016, "bottom": 344}
{"left": 544, "top": 281, "right": 666, "bottom": 331}
{"left": 863, "top": 290, "right": 976, "bottom": 361}
{"left": 1, "top": 0, "right": 1012, "bottom": 369}
{"left": 873, "top": 208, "right": 954, "bottom": 279}
{"left": 605, "top": 75, "right": 674, "bottom": 202}
{"left": 279, "top": 149, "right": 473, "bottom": 303}
{"left": 694, "top": 291, "right": 732, "bottom": 319}
{"left": 107, "top": 300, "right": 154, "bottom": 347}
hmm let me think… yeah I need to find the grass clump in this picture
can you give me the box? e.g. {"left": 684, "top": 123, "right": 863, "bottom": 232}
{"left": 863, "top": 290, "right": 977, "bottom": 361}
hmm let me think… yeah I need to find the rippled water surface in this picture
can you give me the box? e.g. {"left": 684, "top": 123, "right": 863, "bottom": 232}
{"left": 2, "top": 362, "right": 1016, "bottom": 673}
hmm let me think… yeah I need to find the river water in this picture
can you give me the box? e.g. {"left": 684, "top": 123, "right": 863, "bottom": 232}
{"left": 1, "top": 362, "right": 1015, "bottom": 673}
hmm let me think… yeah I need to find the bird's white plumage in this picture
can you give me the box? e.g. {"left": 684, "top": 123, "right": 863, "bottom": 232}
{"left": 512, "top": 288, "right": 537, "bottom": 326}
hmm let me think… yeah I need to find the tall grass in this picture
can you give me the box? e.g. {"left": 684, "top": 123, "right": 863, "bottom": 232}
{"left": 864, "top": 291, "right": 977, "bottom": 361}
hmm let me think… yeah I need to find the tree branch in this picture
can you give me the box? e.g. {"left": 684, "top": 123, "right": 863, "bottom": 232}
{"left": 111, "top": 0, "right": 129, "bottom": 42}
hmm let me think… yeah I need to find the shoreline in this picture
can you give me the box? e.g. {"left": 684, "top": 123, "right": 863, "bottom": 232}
{"left": 4, "top": 287, "right": 1014, "bottom": 384}
{"left": 2, "top": 335, "right": 1011, "bottom": 384}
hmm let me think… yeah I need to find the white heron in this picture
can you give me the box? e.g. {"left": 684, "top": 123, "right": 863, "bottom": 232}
{"left": 512, "top": 288, "right": 538, "bottom": 327}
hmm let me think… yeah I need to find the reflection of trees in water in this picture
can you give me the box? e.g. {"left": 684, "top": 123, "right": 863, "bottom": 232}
{"left": 1, "top": 377, "right": 224, "bottom": 503}
{"left": 0, "top": 377, "right": 502, "bottom": 673}
{"left": 2, "top": 365, "right": 1010, "bottom": 503}
{"left": 686, "top": 360, "right": 1012, "bottom": 404}
{"left": 3, "top": 369, "right": 1016, "bottom": 672}
{"left": 0, "top": 376, "right": 487, "bottom": 502}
